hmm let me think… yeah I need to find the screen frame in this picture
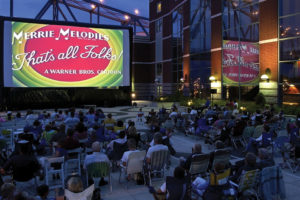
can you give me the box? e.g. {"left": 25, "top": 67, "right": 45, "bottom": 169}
{"left": 0, "top": 16, "right": 133, "bottom": 89}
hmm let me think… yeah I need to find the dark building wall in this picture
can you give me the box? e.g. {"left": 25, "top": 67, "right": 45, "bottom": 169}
{"left": 211, "top": 0, "right": 222, "bottom": 82}
{"left": 259, "top": 0, "right": 279, "bottom": 82}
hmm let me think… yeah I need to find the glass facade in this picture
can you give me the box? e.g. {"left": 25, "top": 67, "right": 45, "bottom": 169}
{"left": 222, "top": 0, "right": 260, "bottom": 100}
{"left": 189, "top": 0, "right": 211, "bottom": 97}
{"left": 279, "top": 0, "right": 300, "bottom": 98}
{"left": 172, "top": 6, "right": 183, "bottom": 83}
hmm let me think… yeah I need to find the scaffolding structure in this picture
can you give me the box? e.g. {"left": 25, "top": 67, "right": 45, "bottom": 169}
{"left": 7, "top": 0, "right": 149, "bottom": 36}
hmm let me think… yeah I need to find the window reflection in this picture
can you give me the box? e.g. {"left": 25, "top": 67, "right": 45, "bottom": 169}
{"left": 189, "top": 0, "right": 211, "bottom": 90}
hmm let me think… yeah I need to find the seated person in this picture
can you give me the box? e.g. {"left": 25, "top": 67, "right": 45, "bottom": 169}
{"left": 152, "top": 166, "right": 188, "bottom": 200}
{"left": 146, "top": 133, "right": 168, "bottom": 164}
{"left": 74, "top": 122, "right": 88, "bottom": 140}
{"left": 62, "top": 129, "right": 80, "bottom": 150}
{"left": 208, "top": 140, "right": 226, "bottom": 171}
{"left": 257, "top": 148, "right": 275, "bottom": 169}
{"left": 35, "top": 184, "right": 49, "bottom": 200}
{"left": 65, "top": 176, "right": 94, "bottom": 200}
{"left": 1, "top": 141, "right": 41, "bottom": 196}
{"left": 64, "top": 111, "right": 80, "bottom": 130}
{"left": 114, "top": 120, "right": 126, "bottom": 134}
{"left": 169, "top": 109, "right": 178, "bottom": 118}
{"left": 137, "top": 108, "right": 144, "bottom": 118}
{"left": 84, "top": 142, "right": 110, "bottom": 186}
{"left": 246, "top": 124, "right": 273, "bottom": 154}
{"left": 41, "top": 124, "right": 57, "bottom": 146}
{"left": 181, "top": 143, "right": 202, "bottom": 171}
{"left": 104, "top": 113, "right": 116, "bottom": 131}
{"left": 0, "top": 183, "right": 15, "bottom": 200}
{"left": 50, "top": 124, "right": 66, "bottom": 145}
{"left": 28, "top": 120, "right": 43, "bottom": 141}
{"left": 230, "top": 152, "right": 259, "bottom": 183}
{"left": 204, "top": 162, "right": 234, "bottom": 199}
{"left": 107, "top": 131, "right": 127, "bottom": 151}
{"left": 121, "top": 139, "right": 140, "bottom": 167}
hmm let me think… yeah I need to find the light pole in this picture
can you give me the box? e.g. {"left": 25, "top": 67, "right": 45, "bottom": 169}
{"left": 209, "top": 76, "right": 216, "bottom": 106}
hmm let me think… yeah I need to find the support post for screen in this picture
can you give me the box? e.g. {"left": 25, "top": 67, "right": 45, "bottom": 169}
{"left": 10, "top": 0, "right": 13, "bottom": 17}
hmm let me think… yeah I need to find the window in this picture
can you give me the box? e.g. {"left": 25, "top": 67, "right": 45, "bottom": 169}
{"left": 157, "top": 2, "right": 162, "bottom": 13}
{"left": 156, "top": 18, "right": 163, "bottom": 33}
{"left": 156, "top": 63, "right": 163, "bottom": 76}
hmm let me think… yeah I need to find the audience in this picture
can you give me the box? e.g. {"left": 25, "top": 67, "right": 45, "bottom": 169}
{"left": 0, "top": 102, "right": 293, "bottom": 199}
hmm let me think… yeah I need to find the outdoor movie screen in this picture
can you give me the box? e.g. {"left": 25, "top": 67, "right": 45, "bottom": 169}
{"left": 3, "top": 20, "right": 130, "bottom": 87}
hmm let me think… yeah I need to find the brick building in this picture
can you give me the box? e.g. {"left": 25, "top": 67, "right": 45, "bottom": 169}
{"left": 132, "top": 0, "right": 300, "bottom": 104}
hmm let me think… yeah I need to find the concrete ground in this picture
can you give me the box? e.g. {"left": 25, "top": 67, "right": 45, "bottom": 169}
{"left": 1, "top": 100, "right": 300, "bottom": 199}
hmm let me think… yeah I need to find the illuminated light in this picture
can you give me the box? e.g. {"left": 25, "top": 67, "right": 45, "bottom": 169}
{"left": 134, "top": 9, "right": 139, "bottom": 15}
{"left": 209, "top": 76, "right": 216, "bottom": 82}
{"left": 180, "top": 78, "right": 184, "bottom": 83}
{"left": 188, "top": 101, "right": 193, "bottom": 106}
{"left": 240, "top": 106, "right": 246, "bottom": 111}
{"left": 290, "top": 84, "right": 295, "bottom": 87}
{"left": 91, "top": 4, "right": 96, "bottom": 9}
{"left": 297, "top": 32, "right": 300, "bottom": 35}
{"left": 124, "top": 15, "right": 130, "bottom": 20}
{"left": 99, "top": 0, "right": 104, "bottom": 3}
{"left": 261, "top": 74, "right": 269, "bottom": 82}
{"left": 131, "top": 92, "right": 136, "bottom": 99}
{"left": 157, "top": 2, "right": 162, "bottom": 13}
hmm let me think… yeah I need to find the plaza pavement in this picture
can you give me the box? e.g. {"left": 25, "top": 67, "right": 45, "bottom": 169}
{"left": 1, "top": 101, "right": 300, "bottom": 199}
{"left": 99, "top": 101, "right": 300, "bottom": 200}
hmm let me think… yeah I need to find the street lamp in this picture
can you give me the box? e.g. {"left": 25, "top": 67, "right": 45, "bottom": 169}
{"left": 91, "top": 4, "right": 96, "bottom": 9}
{"left": 209, "top": 76, "right": 216, "bottom": 82}
{"left": 134, "top": 9, "right": 139, "bottom": 15}
{"left": 261, "top": 74, "right": 269, "bottom": 82}
{"left": 209, "top": 76, "right": 216, "bottom": 106}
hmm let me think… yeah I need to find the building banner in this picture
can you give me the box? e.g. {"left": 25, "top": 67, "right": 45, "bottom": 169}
{"left": 222, "top": 40, "right": 259, "bottom": 86}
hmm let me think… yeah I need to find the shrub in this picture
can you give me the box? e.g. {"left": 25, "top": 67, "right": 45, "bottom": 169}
{"left": 255, "top": 93, "right": 266, "bottom": 106}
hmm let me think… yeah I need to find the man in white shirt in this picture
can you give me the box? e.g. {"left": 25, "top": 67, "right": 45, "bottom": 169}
{"left": 146, "top": 133, "right": 168, "bottom": 164}
{"left": 84, "top": 141, "right": 110, "bottom": 169}
{"left": 121, "top": 139, "right": 140, "bottom": 166}
{"left": 84, "top": 141, "right": 110, "bottom": 186}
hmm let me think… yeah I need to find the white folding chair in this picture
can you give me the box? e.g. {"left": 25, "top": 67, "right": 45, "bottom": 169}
{"left": 44, "top": 156, "right": 65, "bottom": 189}
{"left": 119, "top": 151, "right": 146, "bottom": 187}
{"left": 65, "top": 184, "right": 94, "bottom": 200}
{"left": 65, "top": 148, "right": 82, "bottom": 176}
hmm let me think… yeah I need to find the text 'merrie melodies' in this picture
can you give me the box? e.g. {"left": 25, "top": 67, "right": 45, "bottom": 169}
{"left": 12, "top": 28, "right": 110, "bottom": 44}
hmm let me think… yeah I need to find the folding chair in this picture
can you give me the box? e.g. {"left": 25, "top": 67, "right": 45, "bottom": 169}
{"left": 65, "top": 184, "right": 94, "bottom": 200}
{"left": 252, "top": 125, "right": 264, "bottom": 138}
{"left": 211, "top": 149, "right": 232, "bottom": 169}
{"left": 189, "top": 154, "right": 210, "bottom": 178}
{"left": 65, "top": 148, "right": 82, "bottom": 176}
{"left": 146, "top": 150, "right": 170, "bottom": 186}
{"left": 111, "top": 142, "right": 128, "bottom": 170}
{"left": 119, "top": 151, "right": 146, "bottom": 187}
{"left": 44, "top": 156, "right": 65, "bottom": 190}
{"left": 231, "top": 135, "right": 246, "bottom": 149}
{"left": 230, "top": 169, "right": 260, "bottom": 199}
{"left": 259, "top": 166, "right": 286, "bottom": 200}
{"left": 86, "top": 162, "right": 112, "bottom": 191}
{"left": 242, "top": 126, "right": 255, "bottom": 143}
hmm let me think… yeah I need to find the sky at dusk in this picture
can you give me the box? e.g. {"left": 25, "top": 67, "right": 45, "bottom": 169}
{"left": 0, "top": 0, "right": 149, "bottom": 25}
